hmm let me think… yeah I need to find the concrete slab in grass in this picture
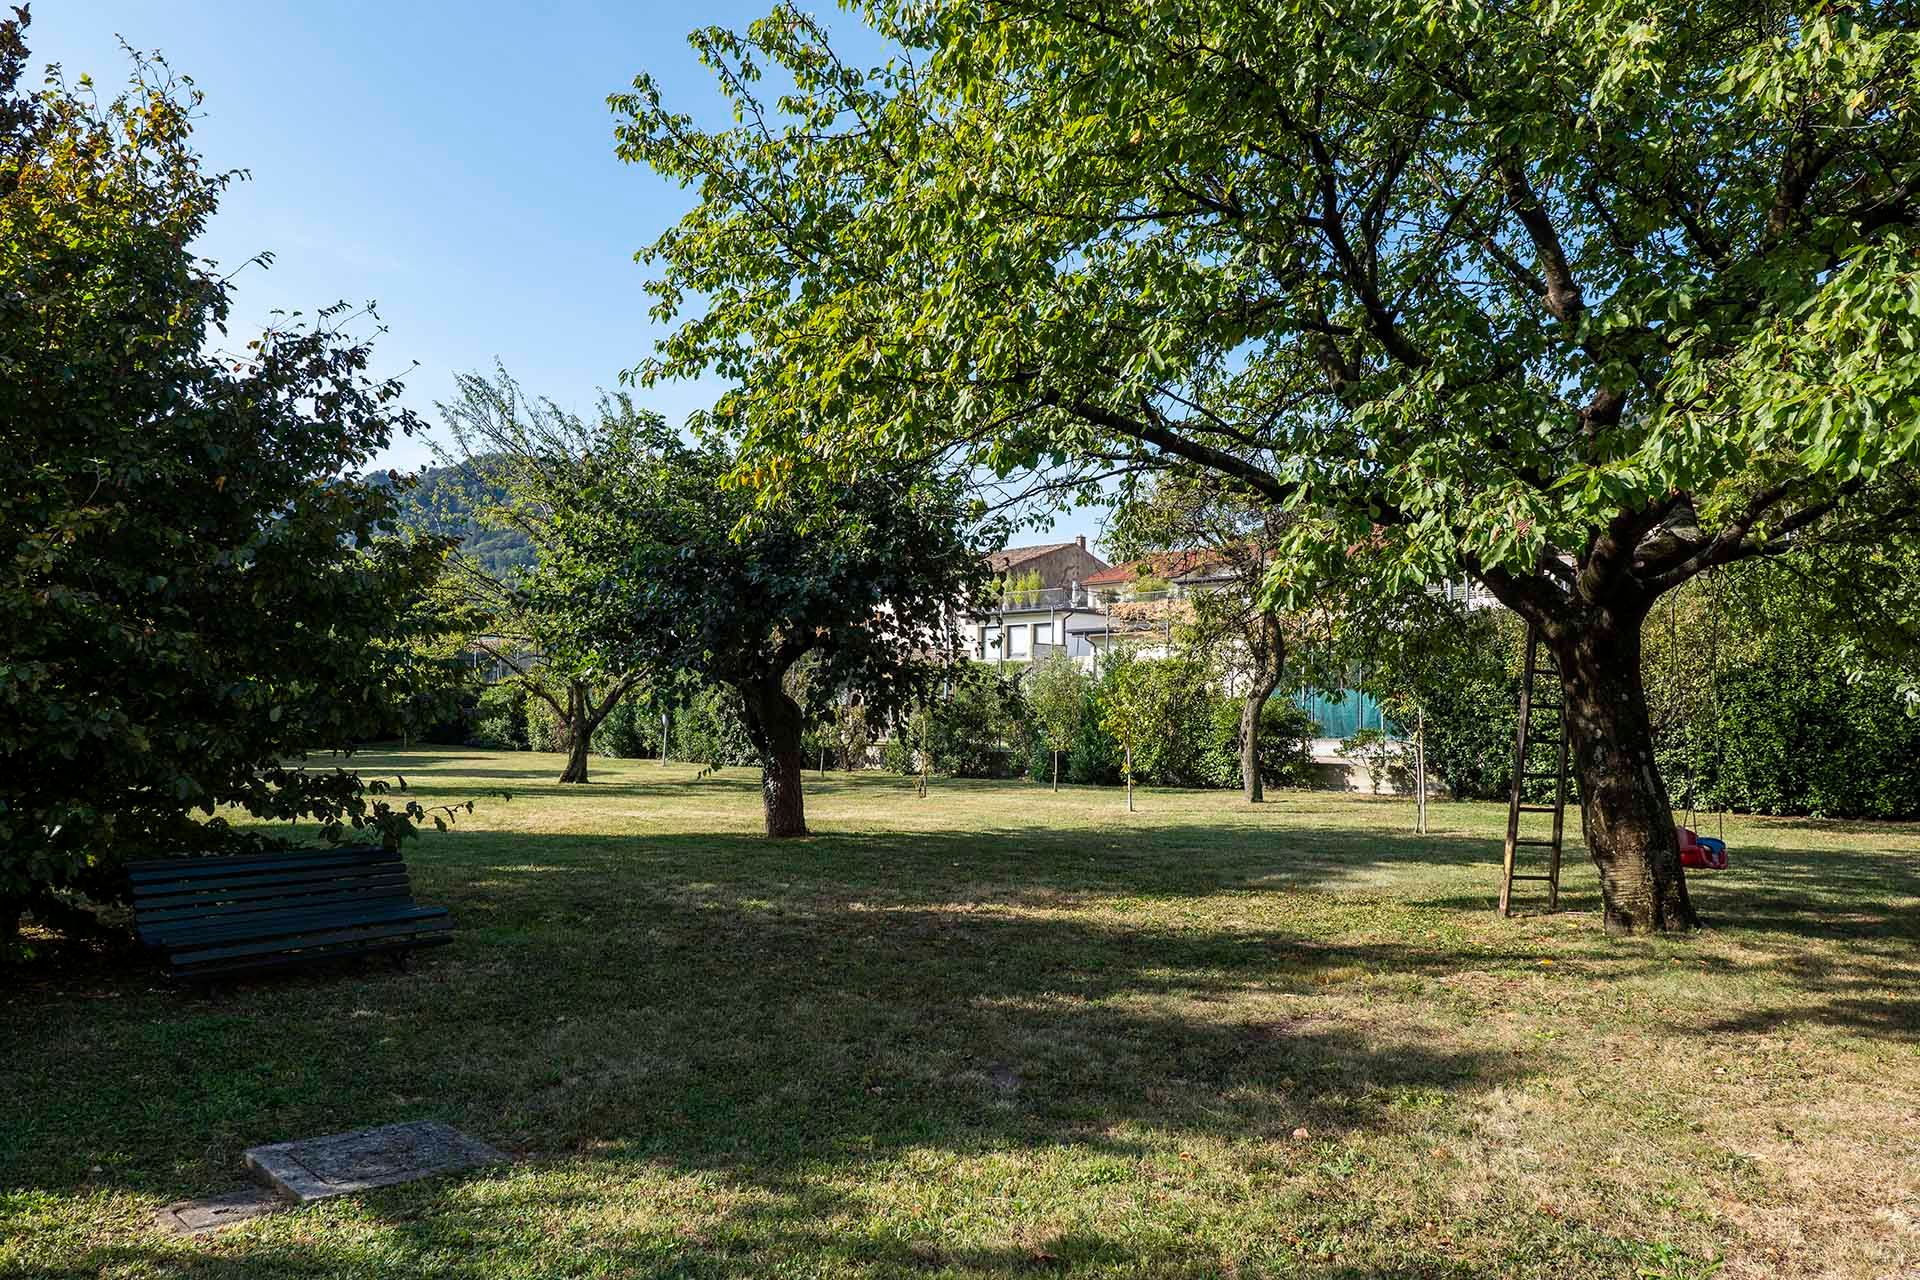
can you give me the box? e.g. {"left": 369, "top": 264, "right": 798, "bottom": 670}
{"left": 153, "top": 1187, "right": 284, "bottom": 1236}
{"left": 243, "top": 1120, "right": 506, "bottom": 1204}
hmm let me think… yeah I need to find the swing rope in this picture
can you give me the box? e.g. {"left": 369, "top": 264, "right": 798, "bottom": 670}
{"left": 1673, "top": 567, "right": 1729, "bottom": 842}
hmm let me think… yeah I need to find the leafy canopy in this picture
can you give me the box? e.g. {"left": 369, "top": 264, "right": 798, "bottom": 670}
{"left": 549, "top": 418, "right": 990, "bottom": 733}
{"left": 0, "top": 16, "right": 455, "bottom": 912}
{"left": 617, "top": 0, "right": 1920, "bottom": 618}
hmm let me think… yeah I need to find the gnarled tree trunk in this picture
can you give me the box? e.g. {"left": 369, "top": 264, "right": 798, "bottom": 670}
{"left": 1552, "top": 606, "right": 1697, "bottom": 936}
{"left": 738, "top": 675, "right": 810, "bottom": 837}
{"left": 558, "top": 681, "right": 592, "bottom": 784}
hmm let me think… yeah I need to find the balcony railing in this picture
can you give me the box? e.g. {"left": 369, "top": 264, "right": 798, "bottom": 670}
{"left": 990, "top": 586, "right": 1079, "bottom": 611}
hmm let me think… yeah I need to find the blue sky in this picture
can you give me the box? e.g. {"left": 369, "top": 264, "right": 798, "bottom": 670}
{"left": 25, "top": 1, "right": 1107, "bottom": 554}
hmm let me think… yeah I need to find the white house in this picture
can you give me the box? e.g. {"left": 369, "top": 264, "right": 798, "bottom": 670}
{"left": 966, "top": 538, "right": 1111, "bottom": 666}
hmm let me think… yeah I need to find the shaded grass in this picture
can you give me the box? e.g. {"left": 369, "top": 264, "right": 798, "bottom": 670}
{"left": 4, "top": 749, "right": 1918, "bottom": 1279}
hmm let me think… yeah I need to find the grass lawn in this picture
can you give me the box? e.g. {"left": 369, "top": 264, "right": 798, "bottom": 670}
{"left": 4, "top": 749, "right": 1918, "bottom": 1279}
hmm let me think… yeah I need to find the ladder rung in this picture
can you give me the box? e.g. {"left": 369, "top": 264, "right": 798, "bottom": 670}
{"left": 1522, "top": 771, "right": 1564, "bottom": 780}
{"left": 1512, "top": 838, "right": 1559, "bottom": 847}
{"left": 1509, "top": 874, "right": 1557, "bottom": 881}
{"left": 1514, "top": 804, "right": 1558, "bottom": 813}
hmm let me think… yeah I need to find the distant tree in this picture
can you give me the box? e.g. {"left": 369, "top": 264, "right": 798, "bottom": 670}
{"left": 1097, "top": 648, "right": 1160, "bottom": 812}
{"left": 0, "top": 16, "right": 456, "bottom": 944}
{"left": 387, "top": 461, "right": 536, "bottom": 578}
{"left": 434, "top": 368, "right": 656, "bottom": 784}
{"left": 561, "top": 428, "right": 988, "bottom": 836}
{"left": 1111, "top": 473, "right": 1337, "bottom": 803}
{"left": 1027, "top": 654, "right": 1088, "bottom": 791}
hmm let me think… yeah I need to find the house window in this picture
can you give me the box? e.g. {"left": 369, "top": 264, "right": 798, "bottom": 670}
{"left": 1007, "top": 624, "right": 1030, "bottom": 658}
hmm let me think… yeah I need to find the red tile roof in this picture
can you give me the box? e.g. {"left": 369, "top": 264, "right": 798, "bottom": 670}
{"left": 1082, "top": 549, "right": 1226, "bottom": 587}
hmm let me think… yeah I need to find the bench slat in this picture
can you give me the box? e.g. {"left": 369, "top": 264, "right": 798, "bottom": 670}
{"left": 136, "top": 882, "right": 413, "bottom": 924}
{"left": 128, "top": 847, "right": 397, "bottom": 882}
{"left": 144, "top": 902, "right": 444, "bottom": 949}
{"left": 132, "top": 871, "right": 411, "bottom": 912}
{"left": 169, "top": 913, "right": 453, "bottom": 968}
{"left": 137, "top": 896, "right": 423, "bottom": 945}
{"left": 129, "top": 862, "right": 407, "bottom": 899}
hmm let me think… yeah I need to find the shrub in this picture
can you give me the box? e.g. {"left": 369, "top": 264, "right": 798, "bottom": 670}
{"left": 1093, "top": 653, "right": 1219, "bottom": 787}
{"left": 1063, "top": 686, "right": 1123, "bottom": 784}
{"left": 472, "top": 682, "right": 532, "bottom": 751}
{"left": 672, "top": 685, "right": 759, "bottom": 770}
{"left": 1203, "top": 698, "right": 1318, "bottom": 792}
{"left": 926, "top": 664, "right": 1032, "bottom": 778}
{"left": 882, "top": 725, "right": 919, "bottom": 775}
{"left": 591, "top": 694, "right": 659, "bottom": 759}
{"left": 524, "top": 693, "right": 566, "bottom": 753}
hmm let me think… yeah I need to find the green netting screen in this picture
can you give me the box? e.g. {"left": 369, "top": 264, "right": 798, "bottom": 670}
{"left": 1291, "top": 688, "right": 1400, "bottom": 740}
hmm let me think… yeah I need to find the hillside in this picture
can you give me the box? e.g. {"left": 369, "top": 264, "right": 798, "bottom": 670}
{"left": 385, "top": 459, "right": 536, "bottom": 577}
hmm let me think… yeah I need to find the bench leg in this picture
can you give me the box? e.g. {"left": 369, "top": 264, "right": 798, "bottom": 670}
{"left": 392, "top": 950, "right": 413, "bottom": 973}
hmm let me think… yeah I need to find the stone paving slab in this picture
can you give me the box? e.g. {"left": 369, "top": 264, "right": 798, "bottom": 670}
{"left": 153, "top": 1188, "right": 285, "bottom": 1236}
{"left": 243, "top": 1120, "right": 506, "bottom": 1204}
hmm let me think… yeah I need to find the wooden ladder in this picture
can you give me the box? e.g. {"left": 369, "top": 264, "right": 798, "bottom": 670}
{"left": 1500, "top": 625, "right": 1571, "bottom": 915}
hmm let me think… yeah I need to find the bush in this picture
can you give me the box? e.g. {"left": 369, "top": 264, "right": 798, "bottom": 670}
{"left": 524, "top": 694, "right": 566, "bottom": 753}
{"left": 672, "top": 685, "right": 759, "bottom": 769}
{"left": 1063, "top": 691, "right": 1123, "bottom": 784}
{"left": 591, "top": 694, "right": 659, "bottom": 759}
{"left": 471, "top": 682, "right": 532, "bottom": 751}
{"left": 1094, "top": 653, "right": 1220, "bottom": 787}
{"left": 882, "top": 726, "right": 919, "bottom": 775}
{"left": 1687, "top": 630, "right": 1920, "bottom": 819}
{"left": 1204, "top": 697, "right": 1317, "bottom": 792}
{"left": 926, "top": 664, "right": 1032, "bottom": 778}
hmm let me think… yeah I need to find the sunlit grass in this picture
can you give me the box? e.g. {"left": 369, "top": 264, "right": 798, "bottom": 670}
{"left": 3, "top": 749, "right": 1917, "bottom": 1279}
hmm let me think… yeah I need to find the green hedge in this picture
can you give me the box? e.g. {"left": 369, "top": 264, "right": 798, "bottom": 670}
{"left": 1673, "top": 632, "right": 1920, "bottom": 819}
{"left": 1384, "top": 572, "right": 1920, "bottom": 819}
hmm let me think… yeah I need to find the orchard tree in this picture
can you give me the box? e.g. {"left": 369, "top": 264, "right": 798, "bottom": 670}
{"left": 1027, "top": 652, "right": 1088, "bottom": 792}
{"left": 1110, "top": 473, "right": 1338, "bottom": 803}
{"left": 555, "top": 424, "right": 987, "bottom": 836}
{"left": 1097, "top": 647, "right": 1157, "bottom": 812}
{"left": 619, "top": 1, "right": 1920, "bottom": 933}
{"left": 0, "top": 15, "right": 456, "bottom": 942}
{"left": 432, "top": 368, "right": 656, "bottom": 784}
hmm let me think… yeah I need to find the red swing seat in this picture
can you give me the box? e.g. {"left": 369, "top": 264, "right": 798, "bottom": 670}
{"left": 1678, "top": 826, "right": 1729, "bottom": 870}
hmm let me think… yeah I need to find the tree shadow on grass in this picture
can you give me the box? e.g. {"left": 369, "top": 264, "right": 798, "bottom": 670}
{"left": 5, "top": 833, "right": 1522, "bottom": 1236}
{"left": 8, "top": 816, "right": 1910, "bottom": 1275}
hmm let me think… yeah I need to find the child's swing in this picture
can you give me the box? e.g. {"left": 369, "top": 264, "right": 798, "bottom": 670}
{"left": 1672, "top": 572, "right": 1731, "bottom": 871}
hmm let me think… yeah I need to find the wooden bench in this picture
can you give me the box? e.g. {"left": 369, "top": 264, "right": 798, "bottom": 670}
{"left": 127, "top": 846, "right": 452, "bottom": 981}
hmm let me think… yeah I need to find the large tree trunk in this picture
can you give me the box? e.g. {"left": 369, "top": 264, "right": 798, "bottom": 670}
{"left": 738, "top": 676, "right": 810, "bottom": 837}
{"left": 557, "top": 681, "right": 590, "bottom": 784}
{"left": 1553, "top": 608, "right": 1698, "bottom": 936}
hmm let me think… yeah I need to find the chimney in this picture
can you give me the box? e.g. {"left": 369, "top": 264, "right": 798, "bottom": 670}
{"left": 1076, "top": 534, "right": 1086, "bottom": 550}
